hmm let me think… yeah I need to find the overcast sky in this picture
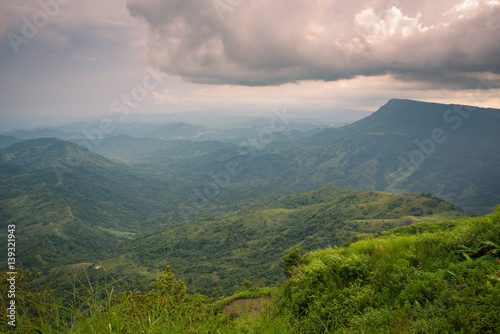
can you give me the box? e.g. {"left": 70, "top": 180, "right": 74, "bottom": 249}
{"left": 1, "top": 0, "right": 499, "bottom": 128}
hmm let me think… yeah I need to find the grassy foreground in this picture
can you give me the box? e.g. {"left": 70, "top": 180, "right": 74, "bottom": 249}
{"left": 1, "top": 207, "right": 499, "bottom": 333}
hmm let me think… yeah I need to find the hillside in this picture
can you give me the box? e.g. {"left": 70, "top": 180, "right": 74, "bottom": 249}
{"left": 0, "top": 136, "right": 297, "bottom": 280}
{"left": 273, "top": 206, "right": 500, "bottom": 333}
{"left": 302, "top": 99, "right": 500, "bottom": 214}
{"left": 0, "top": 138, "right": 179, "bottom": 271}
{"left": 3, "top": 207, "right": 497, "bottom": 333}
{"left": 0, "top": 135, "right": 23, "bottom": 149}
{"left": 233, "top": 99, "right": 500, "bottom": 214}
{"left": 103, "top": 185, "right": 467, "bottom": 296}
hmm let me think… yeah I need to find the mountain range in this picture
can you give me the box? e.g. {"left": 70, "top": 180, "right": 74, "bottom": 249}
{"left": 1, "top": 98, "right": 499, "bottom": 295}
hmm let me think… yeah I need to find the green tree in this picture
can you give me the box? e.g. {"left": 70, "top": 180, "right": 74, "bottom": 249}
{"left": 282, "top": 248, "right": 302, "bottom": 279}
{"left": 242, "top": 279, "right": 253, "bottom": 290}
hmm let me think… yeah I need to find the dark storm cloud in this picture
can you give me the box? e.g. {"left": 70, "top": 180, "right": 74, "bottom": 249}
{"left": 126, "top": 0, "right": 500, "bottom": 88}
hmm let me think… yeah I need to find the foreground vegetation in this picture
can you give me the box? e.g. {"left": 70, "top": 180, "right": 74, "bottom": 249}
{"left": 2, "top": 207, "right": 499, "bottom": 333}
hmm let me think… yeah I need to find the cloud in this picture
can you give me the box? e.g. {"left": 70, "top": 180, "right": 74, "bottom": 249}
{"left": 127, "top": 0, "right": 500, "bottom": 88}
{"left": 445, "top": 0, "right": 480, "bottom": 14}
{"left": 148, "top": 74, "right": 500, "bottom": 112}
{"left": 0, "top": 0, "right": 151, "bottom": 119}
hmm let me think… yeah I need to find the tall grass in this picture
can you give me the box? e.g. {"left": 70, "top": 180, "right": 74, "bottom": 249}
{"left": 1, "top": 266, "right": 232, "bottom": 333}
{"left": 2, "top": 208, "right": 499, "bottom": 333}
{"left": 273, "top": 207, "right": 500, "bottom": 333}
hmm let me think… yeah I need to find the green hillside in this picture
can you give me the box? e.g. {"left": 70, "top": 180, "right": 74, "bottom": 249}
{"left": 0, "top": 138, "right": 182, "bottom": 272}
{"left": 265, "top": 99, "right": 500, "bottom": 214}
{"left": 273, "top": 207, "right": 500, "bottom": 333}
{"left": 0, "top": 135, "right": 23, "bottom": 149}
{"left": 2, "top": 207, "right": 497, "bottom": 333}
{"left": 103, "top": 186, "right": 467, "bottom": 296}
{"left": 0, "top": 137, "right": 290, "bottom": 279}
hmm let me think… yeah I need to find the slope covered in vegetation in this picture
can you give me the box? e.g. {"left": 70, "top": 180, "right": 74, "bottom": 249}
{"left": 2, "top": 207, "right": 498, "bottom": 333}
{"left": 102, "top": 186, "right": 467, "bottom": 296}
{"left": 274, "top": 206, "right": 500, "bottom": 333}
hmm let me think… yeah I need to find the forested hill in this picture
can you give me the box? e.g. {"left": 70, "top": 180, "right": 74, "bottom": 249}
{"left": 260, "top": 99, "right": 500, "bottom": 214}
{"left": 102, "top": 185, "right": 467, "bottom": 296}
{"left": 0, "top": 138, "right": 177, "bottom": 271}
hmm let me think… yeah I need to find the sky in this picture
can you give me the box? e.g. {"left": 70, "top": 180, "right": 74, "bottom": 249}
{"left": 1, "top": 0, "right": 500, "bottom": 128}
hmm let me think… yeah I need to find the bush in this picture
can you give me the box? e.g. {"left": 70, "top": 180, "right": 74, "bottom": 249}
{"left": 273, "top": 209, "right": 500, "bottom": 333}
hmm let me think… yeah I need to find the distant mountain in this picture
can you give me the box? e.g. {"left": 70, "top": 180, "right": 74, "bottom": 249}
{"left": 84, "top": 135, "right": 237, "bottom": 162}
{"left": 3, "top": 128, "right": 78, "bottom": 140}
{"left": 145, "top": 122, "right": 209, "bottom": 140}
{"left": 58, "top": 118, "right": 320, "bottom": 145}
{"left": 77, "top": 135, "right": 169, "bottom": 161}
{"left": 143, "top": 121, "right": 318, "bottom": 142}
{"left": 89, "top": 99, "right": 496, "bottom": 215}
{"left": 198, "top": 99, "right": 498, "bottom": 214}
{"left": 1, "top": 122, "right": 208, "bottom": 142}
{"left": 0, "top": 137, "right": 111, "bottom": 169}
{"left": 104, "top": 185, "right": 467, "bottom": 296}
{"left": 291, "top": 99, "right": 500, "bottom": 214}
{"left": 0, "top": 135, "right": 23, "bottom": 148}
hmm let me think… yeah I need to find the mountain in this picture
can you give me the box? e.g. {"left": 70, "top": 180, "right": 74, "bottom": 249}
{"left": 143, "top": 122, "right": 209, "bottom": 140}
{"left": 84, "top": 135, "right": 237, "bottom": 162}
{"left": 76, "top": 99, "right": 500, "bottom": 216}
{"left": 0, "top": 136, "right": 287, "bottom": 274}
{"left": 1, "top": 122, "right": 209, "bottom": 143}
{"left": 0, "top": 135, "right": 23, "bottom": 148}
{"left": 199, "top": 99, "right": 499, "bottom": 214}
{"left": 1, "top": 98, "right": 498, "bottom": 296}
{"left": 3, "top": 128, "right": 78, "bottom": 140}
{"left": 103, "top": 185, "right": 467, "bottom": 296}
{"left": 0, "top": 138, "right": 180, "bottom": 271}
{"left": 292, "top": 99, "right": 500, "bottom": 214}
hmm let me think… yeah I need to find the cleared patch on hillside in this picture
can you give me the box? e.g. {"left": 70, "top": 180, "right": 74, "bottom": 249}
{"left": 223, "top": 297, "right": 270, "bottom": 319}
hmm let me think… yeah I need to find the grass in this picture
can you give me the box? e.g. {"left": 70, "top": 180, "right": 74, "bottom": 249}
{"left": 97, "top": 227, "right": 138, "bottom": 239}
{"left": 274, "top": 207, "right": 500, "bottom": 333}
{"left": 1, "top": 207, "right": 498, "bottom": 333}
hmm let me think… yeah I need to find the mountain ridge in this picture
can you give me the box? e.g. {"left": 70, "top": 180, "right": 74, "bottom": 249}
{"left": 258, "top": 99, "right": 500, "bottom": 214}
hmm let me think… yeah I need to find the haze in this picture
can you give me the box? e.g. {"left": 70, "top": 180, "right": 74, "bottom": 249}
{"left": 1, "top": 0, "right": 499, "bottom": 129}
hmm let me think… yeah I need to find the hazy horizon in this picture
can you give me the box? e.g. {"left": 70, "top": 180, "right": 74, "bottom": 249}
{"left": 1, "top": 0, "right": 499, "bottom": 124}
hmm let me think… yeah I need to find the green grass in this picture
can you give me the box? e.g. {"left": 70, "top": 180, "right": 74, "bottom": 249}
{"left": 97, "top": 227, "right": 138, "bottom": 239}
{"left": 273, "top": 206, "right": 500, "bottom": 333}
{"left": 2, "top": 207, "right": 498, "bottom": 333}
